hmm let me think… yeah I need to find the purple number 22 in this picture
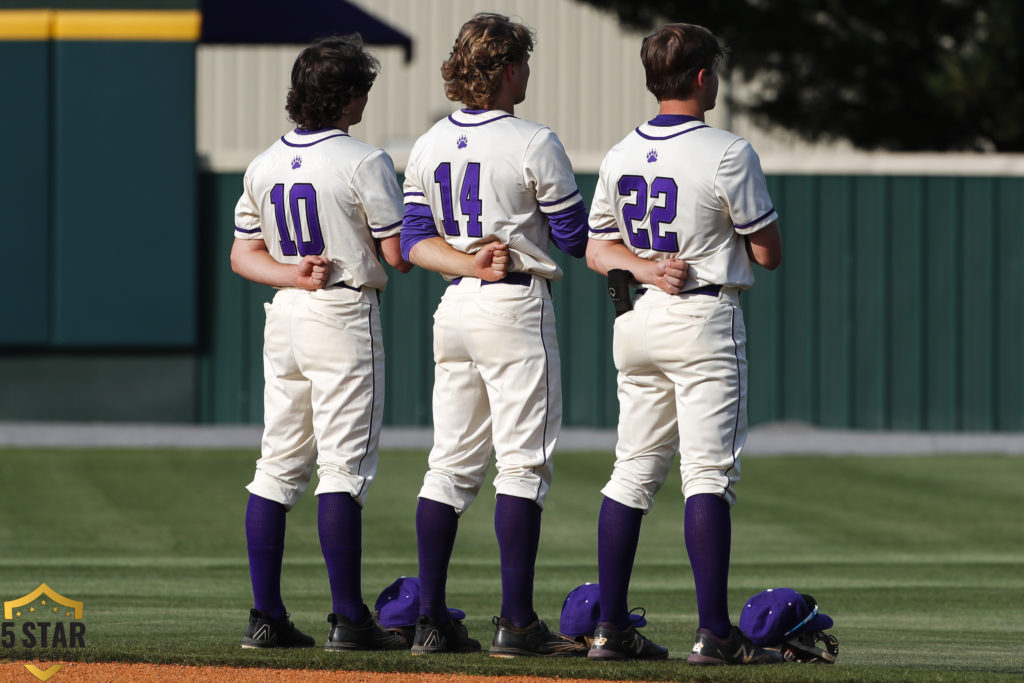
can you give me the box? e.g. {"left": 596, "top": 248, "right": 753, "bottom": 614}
{"left": 616, "top": 175, "right": 679, "bottom": 252}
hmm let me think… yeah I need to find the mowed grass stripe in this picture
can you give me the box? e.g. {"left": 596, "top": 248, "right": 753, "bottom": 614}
{"left": 1, "top": 447, "right": 1021, "bottom": 680}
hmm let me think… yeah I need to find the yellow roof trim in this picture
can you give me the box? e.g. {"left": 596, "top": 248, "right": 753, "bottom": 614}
{"left": 0, "top": 10, "right": 54, "bottom": 40}
{"left": 53, "top": 10, "right": 201, "bottom": 41}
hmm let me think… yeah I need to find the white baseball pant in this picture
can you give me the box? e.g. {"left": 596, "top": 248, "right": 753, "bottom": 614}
{"left": 602, "top": 286, "right": 747, "bottom": 512}
{"left": 418, "top": 275, "right": 560, "bottom": 514}
{"left": 247, "top": 286, "right": 384, "bottom": 510}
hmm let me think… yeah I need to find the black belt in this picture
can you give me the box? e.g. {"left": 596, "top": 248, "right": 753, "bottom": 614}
{"left": 635, "top": 284, "right": 722, "bottom": 299}
{"left": 450, "top": 272, "right": 535, "bottom": 287}
{"left": 683, "top": 284, "right": 722, "bottom": 296}
{"left": 327, "top": 281, "right": 381, "bottom": 304}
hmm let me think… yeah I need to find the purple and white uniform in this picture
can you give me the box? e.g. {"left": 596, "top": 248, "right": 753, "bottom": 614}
{"left": 589, "top": 114, "right": 778, "bottom": 508}
{"left": 234, "top": 127, "right": 403, "bottom": 509}
{"left": 401, "top": 108, "right": 587, "bottom": 513}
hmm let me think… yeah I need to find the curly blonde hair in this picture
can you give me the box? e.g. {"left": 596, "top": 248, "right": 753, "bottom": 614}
{"left": 441, "top": 13, "right": 534, "bottom": 109}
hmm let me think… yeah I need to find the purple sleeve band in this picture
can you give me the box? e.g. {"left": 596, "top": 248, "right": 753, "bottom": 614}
{"left": 735, "top": 207, "right": 777, "bottom": 230}
{"left": 371, "top": 219, "right": 402, "bottom": 234}
{"left": 401, "top": 203, "right": 439, "bottom": 261}
{"left": 235, "top": 226, "right": 260, "bottom": 234}
{"left": 538, "top": 189, "right": 580, "bottom": 207}
{"left": 547, "top": 202, "right": 588, "bottom": 258}
{"left": 589, "top": 226, "right": 620, "bottom": 235}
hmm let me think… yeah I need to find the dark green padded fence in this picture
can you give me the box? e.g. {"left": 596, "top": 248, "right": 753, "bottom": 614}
{"left": 198, "top": 171, "right": 1024, "bottom": 431}
{"left": 0, "top": 39, "right": 50, "bottom": 345}
{"left": 744, "top": 174, "right": 1024, "bottom": 430}
{"left": 0, "top": 10, "right": 198, "bottom": 348}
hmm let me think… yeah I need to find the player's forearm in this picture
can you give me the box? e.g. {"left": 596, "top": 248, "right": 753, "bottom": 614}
{"left": 586, "top": 239, "right": 653, "bottom": 277}
{"left": 378, "top": 235, "right": 412, "bottom": 273}
{"left": 586, "top": 239, "right": 685, "bottom": 292}
{"left": 408, "top": 237, "right": 481, "bottom": 277}
{"left": 746, "top": 221, "right": 783, "bottom": 270}
{"left": 230, "top": 243, "right": 315, "bottom": 289}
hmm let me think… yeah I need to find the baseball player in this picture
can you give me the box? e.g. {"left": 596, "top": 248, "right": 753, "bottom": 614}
{"left": 231, "top": 35, "right": 411, "bottom": 651}
{"left": 585, "top": 24, "right": 784, "bottom": 665}
{"left": 399, "top": 13, "right": 588, "bottom": 658}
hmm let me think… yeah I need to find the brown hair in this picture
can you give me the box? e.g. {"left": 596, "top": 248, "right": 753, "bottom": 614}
{"left": 286, "top": 34, "right": 379, "bottom": 130}
{"left": 641, "top": 23, "right": 725, "bottom": 101}
{"left": 441, "top": 13, "right": 534, "bottom": 109}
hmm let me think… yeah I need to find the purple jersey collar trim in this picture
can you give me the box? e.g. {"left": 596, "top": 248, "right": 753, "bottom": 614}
{"left": 649, "top": 114, "right": 702, "bottom": 127}
{"left": 282, "top": 128, "right": 350, "bottom": 147}
{"left": 635, "top": 120, "right": 709, "bottom": 141}
{"left": 448, "top": 109, "right": 514, "bottom": 127}
{"left": 294, "top": 127, "right": 343, "bottom": 135}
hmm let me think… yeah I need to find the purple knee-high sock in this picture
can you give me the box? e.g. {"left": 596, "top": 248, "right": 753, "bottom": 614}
{"left": 684, "top": 493, "right": 732, "bottom": 638}
{"left": 416, "top": 497, "right": 459, "bottom": 622}
{"left": 245, "top": 493, "right": 287, "bottom": 620}
{"left": 494, "top": 494, "right": 541, "bottom": 627}
{"left": 596, "top": 496, "right": 644, "bottom": 630}
{"left": 318, "top": 492, "right": 369, "bottom": 624}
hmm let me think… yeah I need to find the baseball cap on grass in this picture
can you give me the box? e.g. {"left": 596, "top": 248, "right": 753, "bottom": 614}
{"left": 374, "top": 577, "right": 465, "bottom": 628}
{"left": 559, "top": 583, "right": 647, "bottom": 637}
{"left": 739, "top": 588, "right": 834, "bottom": 646}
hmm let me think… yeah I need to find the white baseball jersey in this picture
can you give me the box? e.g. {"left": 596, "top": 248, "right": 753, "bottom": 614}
{"left": 402, "top": 109, "right": 586, "bottom": 280}
{"left": 235, "top": 128, "right": 403, "bottom": 291}
{"left": 590, "top": 114, "right": 779, "bottom": 509}
{"left": 401, "top": 108, "right": 588, "bottom": 513}
{"left": 234, "top": 127, "right": 403, "bottom": 509}
{"left": 589, "top": 115, "right": 777, "bottom": 291}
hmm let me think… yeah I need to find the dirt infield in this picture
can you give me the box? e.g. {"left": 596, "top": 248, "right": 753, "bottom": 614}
{"left": 2, "top": 662, "right": 649, "bottom": 683}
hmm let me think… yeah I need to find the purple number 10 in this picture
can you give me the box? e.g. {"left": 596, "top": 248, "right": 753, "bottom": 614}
{"left": 617, "top": 175, "right": 679, "bottom": 252}
{"left": 270, "top": 183, "right": 325, "bottom": 256}
{"left": 434, "top": 162, "right": 483, "bottom": 238}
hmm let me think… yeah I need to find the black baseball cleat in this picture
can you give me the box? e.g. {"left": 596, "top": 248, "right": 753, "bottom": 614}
{"left": 325, "top": 612, "right": 409, "bottom": 651}
{"left": 241, "top": 609, "right": 315, "bottom": 649}
{"left": 410, "top": 615, "right": 481, "bottom": 654}
{"left": 587, "top": 622, "right": 668, "bottom": 660}
{"left": 687, "top": 626, "right": 784, "bottom": 665}
{"left": 488, "top": 616, "right": 587, "bottom": 658}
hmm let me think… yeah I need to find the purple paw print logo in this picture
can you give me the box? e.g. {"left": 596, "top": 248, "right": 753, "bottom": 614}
{"left": 457, "top": 134, "right": 468, "bottom": 149}
{"left": 646, "top": 149, "right": 658, "bottom": 163}
{"left": 291, "top": 156, "right": 302, "bottom": 169}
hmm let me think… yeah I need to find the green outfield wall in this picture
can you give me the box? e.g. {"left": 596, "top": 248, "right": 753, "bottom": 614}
{"left": 192, "top": 171, "right": 1024, "bottom": 431}
{"left": 0, "top": 8, "right": 200, "bottom": 349}
{"left": 3, "top": 169, "right": 1023, "bottom": 429}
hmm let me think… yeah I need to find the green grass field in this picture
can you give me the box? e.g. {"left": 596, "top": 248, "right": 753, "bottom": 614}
{"left": 1, "top": 445, "right": 1022, "bottom": 682}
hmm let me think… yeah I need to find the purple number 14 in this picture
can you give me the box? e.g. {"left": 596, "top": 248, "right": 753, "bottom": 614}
{"left": 434, "top": 162, "right": 483, "bottom": 238}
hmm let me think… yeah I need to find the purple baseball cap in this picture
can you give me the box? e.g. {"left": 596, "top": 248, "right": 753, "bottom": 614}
{"left": 739, "top": 588, "right": 833, "bottom": 646}
{"left": 374, "top": 577, "right": 465, "bottom": 628}
{"left": 559, "top": 583, "right": 647, "bottom": 637}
